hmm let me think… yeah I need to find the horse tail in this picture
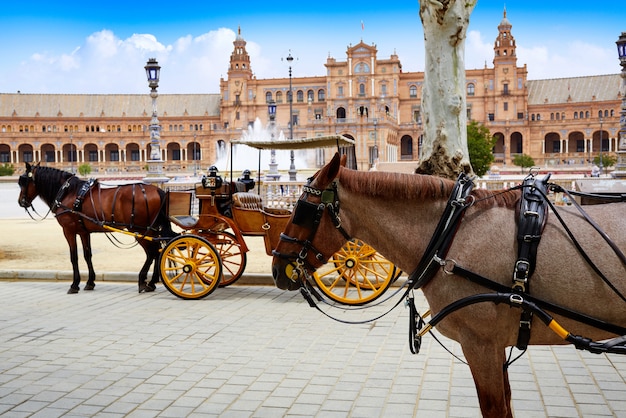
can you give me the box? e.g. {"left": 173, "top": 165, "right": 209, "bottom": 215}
{"left": 156, "top": 188, "right": 177, "bottom": 239}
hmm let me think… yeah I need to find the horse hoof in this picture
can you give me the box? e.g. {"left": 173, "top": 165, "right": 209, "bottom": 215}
{"left": 138, "top": 283, "right": 146, "bottom": 293}
{"left": 84, "top": 284, "right": 95, "bottom": 291}
{"left": 67, "top": 287, "right": 79, "bottom": 294}
{"left": 144, "top": 283, "right": 157, "bottom": 292}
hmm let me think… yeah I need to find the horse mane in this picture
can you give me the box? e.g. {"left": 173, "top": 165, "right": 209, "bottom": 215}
{"left": 338, "top": 168, "right": 521, "bottom": 209}
{"left": 33, "top": 165, "right": 84, "bottom": 206}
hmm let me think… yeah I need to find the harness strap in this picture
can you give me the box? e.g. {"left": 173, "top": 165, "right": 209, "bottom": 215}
{"left": 513, "top": 173, "right": 550, "bottom": 350}
{"left": 449, "top": 263, "right": 626, "bottom": 336}
{"left": 406, "top": 173, "right": 475, "bottom": 291}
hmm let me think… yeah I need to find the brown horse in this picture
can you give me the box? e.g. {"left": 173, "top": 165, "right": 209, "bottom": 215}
{"left": 272, "top": 153, "right": 626, "bottom": 417}
{"left": 18, "top": 162, "right": 175, "bottom": 294}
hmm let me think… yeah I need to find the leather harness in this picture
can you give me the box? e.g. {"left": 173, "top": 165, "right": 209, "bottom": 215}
{"left": 277, "top": 172, "right": 626, "bottom": 357}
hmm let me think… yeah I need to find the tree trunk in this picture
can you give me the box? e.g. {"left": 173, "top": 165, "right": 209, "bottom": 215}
{"left": 417, "top": 0, "right": 476, "bottom": 179}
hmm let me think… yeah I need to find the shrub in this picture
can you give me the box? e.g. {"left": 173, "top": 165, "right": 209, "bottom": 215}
{"left": 0, "top": 163, "right": 15, "bottom": 176}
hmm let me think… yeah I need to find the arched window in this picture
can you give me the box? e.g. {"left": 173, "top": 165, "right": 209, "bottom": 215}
{"left": 265, "top": 91, "right": 272, "bottom": 103}
{"left": 409, "top": 85, "right": 417, "bottom": 98}
{"left": 307, "top": 90, "right": 314, "bottom": 103}
{"left": 467, "top": 83, "right": 475, "bottom": 96}
{"left": 296, "top": 90, "right": 304, "bottom": 103}
{"left": 359, "top": 83, "right": 366, "bottom": 96}
{"left": 317, "top": 89, "right": 325, "bottom": 102}
{"left": 276, "top": 91, "right": 283, "bottom": 103}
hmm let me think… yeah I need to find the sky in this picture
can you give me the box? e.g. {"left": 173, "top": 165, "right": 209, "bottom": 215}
{"left": 0, "top": 1, "right": 623, "bottom": 95}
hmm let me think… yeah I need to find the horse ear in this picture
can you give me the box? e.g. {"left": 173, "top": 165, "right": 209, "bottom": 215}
{"left": 312, "top": 152, "right": 341, "bottom": 189}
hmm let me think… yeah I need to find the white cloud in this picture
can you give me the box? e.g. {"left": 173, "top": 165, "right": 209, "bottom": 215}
{"left": 465, "top": 30, "right": 493, "bottom": 69}
{"left": 3, "top": 28, "right": 238, "bottom": 94}
{"left": 1, "top": 25, "right": 618, "bottom": 94}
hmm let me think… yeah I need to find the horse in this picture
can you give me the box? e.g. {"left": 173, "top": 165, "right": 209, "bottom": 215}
{"left": 18, "top": 162, "right": 176, "bottom": 294}
{"left": 272, "top": 153, "right": 626, "bottom": 417}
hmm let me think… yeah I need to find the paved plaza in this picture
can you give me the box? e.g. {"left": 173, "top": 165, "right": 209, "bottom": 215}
{"left": 1, "top": 280, "right": 626, "bottom": 417}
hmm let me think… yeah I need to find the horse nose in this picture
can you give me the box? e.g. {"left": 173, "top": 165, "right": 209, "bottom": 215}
{"left": 272, "top": 265, "right": 288, "bottom": 290}
{"left": 272, "top": 263, "right": 303, "bottom": 291}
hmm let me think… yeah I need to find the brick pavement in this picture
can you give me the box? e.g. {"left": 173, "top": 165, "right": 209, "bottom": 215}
{"left": 1, "top": 281, "right": 626, "bottom": 417}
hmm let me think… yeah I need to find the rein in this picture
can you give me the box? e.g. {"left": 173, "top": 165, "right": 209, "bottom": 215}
{"left": 283, "top": 170, "right": 626, "bottom": 358}
{"left": 22, "top": 167, "right": 164, "bottom": 242}
{"left": 413, "top": 175, "right": 626, "bottom": 358}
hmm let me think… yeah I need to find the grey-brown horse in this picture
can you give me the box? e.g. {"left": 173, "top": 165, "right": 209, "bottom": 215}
{"left": 272, "top": 153, "right": 626, "bottom": 417}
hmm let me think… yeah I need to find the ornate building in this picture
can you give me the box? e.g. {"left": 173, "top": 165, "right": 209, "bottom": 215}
{"left": 0, "top": 12, "right": 622, "bottom": 175}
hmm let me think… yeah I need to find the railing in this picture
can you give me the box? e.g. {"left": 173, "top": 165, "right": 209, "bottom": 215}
{"left": 162, "top": 176, "right": 585, "bottom": 212}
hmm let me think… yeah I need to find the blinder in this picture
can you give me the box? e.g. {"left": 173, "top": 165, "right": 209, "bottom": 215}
{"left": 292, "top": 200, "right": 320, "bottom": 229}
{"left": 274, "top": 180, "right": 351, "bottom": 282}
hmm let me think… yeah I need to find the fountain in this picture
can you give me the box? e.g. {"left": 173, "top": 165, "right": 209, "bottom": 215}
{"left": 212, "top": 118, "right": 309, "bottom": 180}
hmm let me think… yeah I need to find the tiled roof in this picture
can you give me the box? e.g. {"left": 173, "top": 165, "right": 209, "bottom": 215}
{"left": 527, "top": 74, "right": 621, "bottom": 105}
{"left": 0, "top": 93, "right": 221, "bottom": 118}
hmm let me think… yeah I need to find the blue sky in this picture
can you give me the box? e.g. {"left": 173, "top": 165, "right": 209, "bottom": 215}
{"left": 0, "top": 1, "right": 623, "bottom": 94}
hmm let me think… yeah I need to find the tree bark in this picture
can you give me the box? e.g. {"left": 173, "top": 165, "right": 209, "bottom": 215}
{"left": 417, "top": 0, "right": 477, "bottom": 179}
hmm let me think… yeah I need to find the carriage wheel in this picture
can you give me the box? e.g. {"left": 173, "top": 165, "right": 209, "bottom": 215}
{"left": 160, "top": 235, "right": 222, "bottom": 300}
{"left": 204, "top": 230, "right": 247, "bottom": 287}
{"left": 312, "top": 238, "right": 399, "bottom": 305}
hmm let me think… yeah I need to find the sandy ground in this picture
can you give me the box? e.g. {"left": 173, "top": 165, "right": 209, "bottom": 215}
{"left": 0, "top": 218, "right": 273, "bottom": 275}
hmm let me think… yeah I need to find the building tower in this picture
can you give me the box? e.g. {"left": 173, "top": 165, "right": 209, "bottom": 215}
{"left": 493, "top": 7, "right": 517, "bottom": 66}
{"left": 222, "top": 27, "right": 254, "bottom": 130}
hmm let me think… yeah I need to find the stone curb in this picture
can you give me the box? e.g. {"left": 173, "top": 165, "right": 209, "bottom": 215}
{"left": 0, "top": 269, "right": 275, "bottom": 286}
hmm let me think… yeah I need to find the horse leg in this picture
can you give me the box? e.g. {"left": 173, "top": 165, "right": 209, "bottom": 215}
{"left": 461, "top": 343, "right": 512, "bottom": 418}
{"left": 64, "top": 232, "right": 81, "bottom": 294}
{"left": 136, "top": 240, "right": 156, "bottom": 293}
{"left": 144, "top": 241, "right": 162, "bottom": 292}
{"left": 79, "top": 232, "right": 97, "bottom": 291}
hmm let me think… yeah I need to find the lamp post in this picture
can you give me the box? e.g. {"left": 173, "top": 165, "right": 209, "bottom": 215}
{"left": 193, "top": 133, "right": 197, "bottom": 176}
{"left": 611, "top": 32, "right": 626, "bottom": 178}
{"left": 143, "top": 58, "right": 168, "bottom": 184}
{"left": 372, "top": 118, "right": 378, "bottom": 168}
{"left": 599, "top": 117, "right": 604, "bottom": 176}
{"left": 69, "top": 133, "right": 74, "bottom": 174}
{"left": 267, "top": 100, "right": 281, "bottom": 180}
{"left": 285, "top": 51, "right": 297, "bottom": 181}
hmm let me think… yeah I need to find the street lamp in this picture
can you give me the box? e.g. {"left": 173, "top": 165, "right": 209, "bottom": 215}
{"left": 267, "top": 100, "right": 280, "bottom": 180}
{"left": 143, "top": 58, "right": 168, "bottom": 184}
{"left": 611, "top": 32, "right": 626, "bottom": 178}
{"left": 284, "top": 51, "right": 297, "bottom": 181}
{"left": 372, "top": 118, "right": 378, "bottom": 168}
{"left": 599, "top": 116, "right": 604, "bottom": 176}
{"left": 193, "top": 133, "right": 197, "bottom": 176}
{"left": 69, "top": 133, "right": 74, "bottom": 174}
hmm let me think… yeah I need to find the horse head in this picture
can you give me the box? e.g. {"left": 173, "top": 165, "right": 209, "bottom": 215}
{"left": 17, "top": 162, "right": 39, "bottom": 209}
{"left": 271, "top": 153, "right": 349, "bottom": 290}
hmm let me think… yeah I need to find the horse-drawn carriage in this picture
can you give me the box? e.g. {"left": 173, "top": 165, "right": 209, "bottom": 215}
{"left": 18, "top": 135, "right": 399, "bottom": 303}
{"left": 160, "top": 135, "right": 400, "bottom": 301}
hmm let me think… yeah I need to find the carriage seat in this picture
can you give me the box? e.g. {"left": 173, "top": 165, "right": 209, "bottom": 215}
{"left": 232, "top": 192, "right": 263, "bottom": 211}
{"left": 231, "top": 192, "right": 264, "bottom": 235}
{"left": 167, "top": 191, "right": 198, "bottom": 228}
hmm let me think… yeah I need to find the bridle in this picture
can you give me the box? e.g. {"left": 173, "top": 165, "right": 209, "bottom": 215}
{"left": 272, "top": 181, "right": 351, "bottom": 284}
